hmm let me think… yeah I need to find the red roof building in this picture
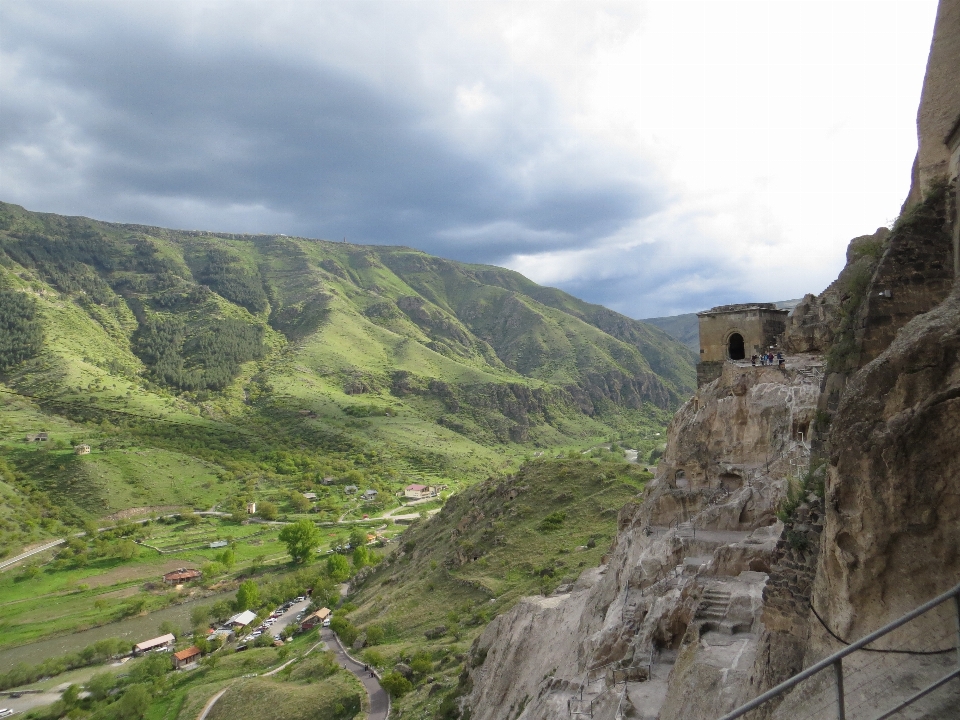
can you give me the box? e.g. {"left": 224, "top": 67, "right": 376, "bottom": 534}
{"left": 172, "top": 646, "right": 202, "bottom": 669}
{"left": 162, "top": 568, "right": 202, "bottom": 584}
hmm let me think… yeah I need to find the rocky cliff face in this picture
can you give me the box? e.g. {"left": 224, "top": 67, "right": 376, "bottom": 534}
{"left": 817, "top": 285, "right": 960, "bottom": 638}
{"left": 461, "top": 5, "right": 959, "bottom": 718}
{"left": 463, "top": 358, "right": 822, "bottom": 720}
{"left": 905, "top": 0, "right": 960, "bottom": 207}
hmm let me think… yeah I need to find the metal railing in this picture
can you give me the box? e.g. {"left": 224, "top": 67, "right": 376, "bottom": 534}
{"left": 716, "top": 580, "right": 960, "bottom": 720}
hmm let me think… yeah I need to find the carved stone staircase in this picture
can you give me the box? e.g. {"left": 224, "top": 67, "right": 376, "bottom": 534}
{"left": 696, "top": 587, "right": 732, "bottom": 631}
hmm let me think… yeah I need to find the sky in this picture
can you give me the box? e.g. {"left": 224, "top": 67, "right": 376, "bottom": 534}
{"left": 0, "top": 0, "right": 940, "bottom": 318}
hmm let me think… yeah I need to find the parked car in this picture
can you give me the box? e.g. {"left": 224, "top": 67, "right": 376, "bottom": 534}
{"left": 0, "top": 709, "right": 15, "bottom": 718}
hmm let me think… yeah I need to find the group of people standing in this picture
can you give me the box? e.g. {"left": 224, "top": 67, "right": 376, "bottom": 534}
{"left": 752, "top": 351, "right": 784, "bottom": 367}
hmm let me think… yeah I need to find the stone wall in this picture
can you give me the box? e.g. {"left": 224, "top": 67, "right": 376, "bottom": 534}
{"left": 697, "top": 304, "right": 788, "bottom": 365}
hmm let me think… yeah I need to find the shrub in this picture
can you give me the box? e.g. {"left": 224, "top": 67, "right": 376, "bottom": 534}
{"left": 538, "top": 511, "right": 566, "bottom": 531}
{"left": 330, "top": 614, "right": 359, "bottom": 647}
{"left": 381, "top": 671, "right": 414, "bottom": 698}
{"left": 365, "top": 624, "right": 385, "bottom": 645}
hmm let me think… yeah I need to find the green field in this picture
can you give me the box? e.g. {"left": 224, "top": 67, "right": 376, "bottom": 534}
{"left": 0, "top": 203, "right": 685, "bottom": 719}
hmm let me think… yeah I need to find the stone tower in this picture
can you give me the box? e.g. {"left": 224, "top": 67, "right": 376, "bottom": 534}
{"left": 696, "top": 303, "right": 788, "bottom": 386}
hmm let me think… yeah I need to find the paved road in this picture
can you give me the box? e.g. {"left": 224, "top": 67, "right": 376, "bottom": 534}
{"left": 321, "top": 628, "right": 389, "bottom": 720}
{"left": 0, "top": 539, "right": 66, "bottom": 571}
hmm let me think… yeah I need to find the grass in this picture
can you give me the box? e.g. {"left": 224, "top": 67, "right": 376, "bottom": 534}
{"left": 340, "top": 458, "right": 650, "bottom": 717}
{"left": 0, "top": 517, "right": 295, "bottom": 650}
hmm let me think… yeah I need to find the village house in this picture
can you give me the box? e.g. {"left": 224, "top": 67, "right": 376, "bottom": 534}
{"left": 209, "top": 540, "right": 228, "bottom": 549}
{"left": 344, "top": 485, "right": 358, "bottom": 495}
{"left": 300, "top": 607, "right": 331, "bottom": 630}
{"left": 227, "top": 609, "right": 258, "bottom": 628}
{"left": 133, "top": 633, "right": 175, "bottom": 656}
{"left": 172, "top": 646, "right": 201, "bottom": 669}
{"left": 321, "top": 476, "right": 335, "bottom": 485}
{"left": 246, "top": 501, "right": 257, "bottom": 514}
{"left": 303, "top": 492, "right": 318, "bottom": 501}
{"left": 361, "top": 489, "right": 378, "bottom": 500}
{"left": 404, "top": 483, "right": 435, "bottom": 500}
{"left": 74, "top": 444, "right": 91, "bottom": 455}
{"left": 25, "top": 432, "right": 49, "bottom": 442}
{"left": 162, "top": 568, "right": 202, "bottom": 585}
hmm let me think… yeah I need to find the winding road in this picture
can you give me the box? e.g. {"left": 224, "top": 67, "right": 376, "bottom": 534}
{"left": 322, "top": 627, "right": 390, "bottom": 720}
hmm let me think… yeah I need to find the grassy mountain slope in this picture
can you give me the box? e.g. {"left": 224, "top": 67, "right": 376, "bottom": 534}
{"left": 0, "top": 201, "right": 692, "bottom": 552}
{"left": 338, "top": 457, "right": 650, "bottom": 717}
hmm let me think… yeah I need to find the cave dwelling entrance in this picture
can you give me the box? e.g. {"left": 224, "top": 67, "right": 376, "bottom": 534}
{"left": 728, "top": 333, "right": 745, "bottom": 360}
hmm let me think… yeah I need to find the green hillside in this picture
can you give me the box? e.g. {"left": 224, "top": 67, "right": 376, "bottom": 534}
{"left": 0, "top": 201, "right": 692, "bottom": 554}
{"left": 335, "top": 457, "right": 651, "bottom": 717}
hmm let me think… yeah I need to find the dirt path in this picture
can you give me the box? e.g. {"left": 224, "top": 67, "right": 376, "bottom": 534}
{"left": 322, "top": 628, "right": 389, "bottom": 720}
{"left": 195, "top": 686, "right": 230, "bottom": 720}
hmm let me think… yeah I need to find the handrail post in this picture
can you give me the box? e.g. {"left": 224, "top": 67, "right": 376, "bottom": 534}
{"left": 955, "top": 590, "right": 960, "bottom": 669}
{"left": 833, "top": 659, "right": 845, "bottom": 720}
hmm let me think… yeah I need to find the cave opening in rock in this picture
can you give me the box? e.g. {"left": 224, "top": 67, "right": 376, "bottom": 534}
{"left": 728, "top": 333, "right": 745, "bottom": 360}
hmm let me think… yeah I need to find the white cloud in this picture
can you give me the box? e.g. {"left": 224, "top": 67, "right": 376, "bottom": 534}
{"left": 0, "top": 0, "right": 940, "bottom": 318}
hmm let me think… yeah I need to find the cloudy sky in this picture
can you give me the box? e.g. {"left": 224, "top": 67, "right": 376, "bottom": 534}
{"left": 0, "top": 0, "right": 939, "bottom": 318}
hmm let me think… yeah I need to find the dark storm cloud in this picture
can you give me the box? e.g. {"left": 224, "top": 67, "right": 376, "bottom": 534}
{"left": 0, "top": 4, "right": 656, "bottom": 266}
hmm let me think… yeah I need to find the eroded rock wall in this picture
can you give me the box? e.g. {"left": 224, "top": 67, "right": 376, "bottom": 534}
{"left": 463, "top": 358, "right": 822, "bottom": 720}
{"left": 817, "top": 285, "right": 960, "bottom": 639}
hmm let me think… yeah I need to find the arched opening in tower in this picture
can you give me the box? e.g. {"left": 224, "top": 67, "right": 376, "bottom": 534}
{"left": 728, "top": 333, "right": 745, "bottom": 360}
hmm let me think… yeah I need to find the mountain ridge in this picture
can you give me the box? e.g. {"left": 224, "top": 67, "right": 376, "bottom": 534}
{"left": 0, "top": 201, "right": 692, "bottom": 544}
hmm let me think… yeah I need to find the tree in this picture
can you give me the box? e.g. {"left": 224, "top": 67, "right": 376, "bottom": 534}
{"left": 365, "top": 624, "right": 384, "bottom": 646}
{"left": 0, "top": 290, "right": 44, "bottom": 372}
{"left": 158, "top": 620, "right": 178, "bottom": 637}
{"left": 86, "top": 672, "right": 115, "bottom": 701}
{"left": 61, "top": 684, "right": 80, "bottom": 708}
{"left": 349, "top": 527, "right": 367, "bottom": 548}
{"left": 410, "top": 650, "right": 433, "bottom": 675}
{"left": 217, "top": 548, "right": 236, "bottom": 569}
{"left": 352, "top": 545, "right": 369, "bottom": 568}
{"left": 257, "top": 501, "right": 279, "bottom": 521}
{"left": 190, "top": 605, "right": 212, "bottom": 628}
{"left": 115, "top": 684, "right": 151, "bottom": 720}
{"left": 363, "top": 648, "right": 386, "bottom": 668}
{"left": 186, "top": 512, "right": 202, "bottom": 527}
{"left": 225, "top": 497, "right": 248, "bottom": 523}
{"left": 115, "top": 539, "right": 139, "bottom": 560}
{"left": 278, "top": 519, "right": 320, "bottom": 564}
{"left": 381, "top": 672, "right": 413, "bottom": 698}
{"left": 326, "top": 553, "right": 351, "bottom": 582}
{"left": 235, "top": 579, "right": 260, "bottom": 611}
{"left": 289, "top": 491, "right": 311, "bottom": 513}
{"left": 211, "top": 600, "right": 233, "bottom": 620}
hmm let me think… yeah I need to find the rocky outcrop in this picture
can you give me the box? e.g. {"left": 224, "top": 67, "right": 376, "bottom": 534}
{"left": 905, "top": 0, "right": 960, "bottom": 206}
{"left": 783, "top": 228, "right": 888, "bottom": 355}
{"left": 854, "top": 184, "right": 955, "bottom": 364}
{"left": 463, "top": 358, "right": 821, "bottom": 720}
{"left": 817, "top": 284, "right": 960, "bottom": 639}
{"left": 647, "top": 357, "right": 821, "bottom": 529}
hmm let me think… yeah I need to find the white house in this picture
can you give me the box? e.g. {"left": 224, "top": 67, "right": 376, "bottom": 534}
{"left": 404, "top": 483, "right": 434, "bottom": 500}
